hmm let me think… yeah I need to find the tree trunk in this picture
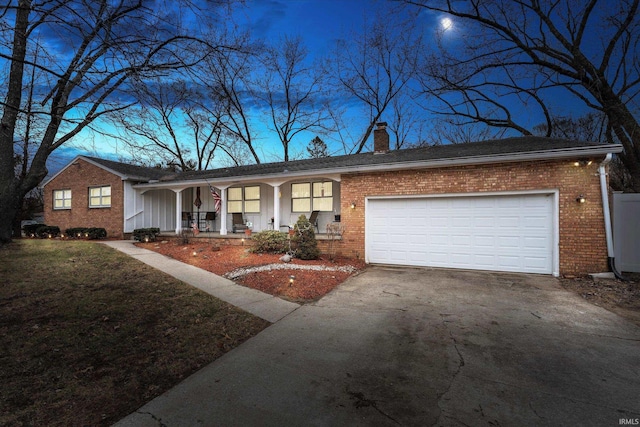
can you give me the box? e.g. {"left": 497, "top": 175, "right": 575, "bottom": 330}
{"left": 0, "top": 0, "right": 31, "bottom": 244}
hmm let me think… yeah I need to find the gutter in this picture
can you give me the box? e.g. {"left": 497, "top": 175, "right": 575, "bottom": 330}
{"left": 599, "top": 153, "right": 626, "bottom": 280}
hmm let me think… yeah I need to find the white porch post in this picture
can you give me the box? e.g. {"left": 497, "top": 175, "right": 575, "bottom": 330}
{"left": 219, "top": 187, "right": 229, "bottom": 235}
{"left": 174, "top": 189, "right": 183, "bottom": 235}
{"left": 273, "top": 184, "right": 281, "bottom": 231}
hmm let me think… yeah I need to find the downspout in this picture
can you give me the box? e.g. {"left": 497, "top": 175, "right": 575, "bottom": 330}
{"left": 598, "top": 153, "right": 626, "bottom": 280}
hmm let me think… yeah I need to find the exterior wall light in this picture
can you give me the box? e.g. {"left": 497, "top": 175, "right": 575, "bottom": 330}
{"left": 574, "top": 160, "right": 593, "bottom": 167}
{"left": 576, "top": 195, "right": 586, "bottom": 203}
{"left": 350, "top": 202, "right": 356, "bottom": 209}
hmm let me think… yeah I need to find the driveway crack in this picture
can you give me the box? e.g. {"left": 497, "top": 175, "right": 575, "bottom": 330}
{"left": 135, "top": 410, "right": 168, "bottom": 427}
{"left": 434, "top": 314, "right": 466, "bottom": 426}
{"left": 346, "top": 387, "right": 400, "bottom": 424}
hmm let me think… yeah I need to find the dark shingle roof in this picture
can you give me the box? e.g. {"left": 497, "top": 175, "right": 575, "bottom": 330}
{"left": 168, "top": 136, "right": 614, "bottom": 182}
{"left": 83, "top": 156, "right": 175, "bottom": 181}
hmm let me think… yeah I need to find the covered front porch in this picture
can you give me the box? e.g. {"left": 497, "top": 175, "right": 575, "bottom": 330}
{"left": 128, "top": 173, "right": 343, "bottom": 237}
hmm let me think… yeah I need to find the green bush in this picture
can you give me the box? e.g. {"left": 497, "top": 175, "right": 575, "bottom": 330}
{"left": 250, "top": 230, "right": 289, "bottom": 254}
{"left": 23, "top": 223, "right": 44, "bottom": 237}
{"left": 35, "top": 225, "right": 60, "bottom": 238}
{"left": 291, "top": 215, "right": 320, "bottom": 260}
{"left": 66, "top": 227, "right": 87, "bottom": 238}
{"left": 65, "top": 227, "right": 107, "bottom": 239}
{"left": 133, "top": 228, "right": 160, "bottom": 242}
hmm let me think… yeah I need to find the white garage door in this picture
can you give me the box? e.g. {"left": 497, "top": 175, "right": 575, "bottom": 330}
{"left": 366, "top": 194, "right": 554, "bottom": 274}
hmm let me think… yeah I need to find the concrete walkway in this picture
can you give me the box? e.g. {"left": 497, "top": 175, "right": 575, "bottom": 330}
{"left": 106, "top": 244, "right": 640, "bottom": 427}
{"left": 102, "top": 241, "right": 299, "bottom": 323}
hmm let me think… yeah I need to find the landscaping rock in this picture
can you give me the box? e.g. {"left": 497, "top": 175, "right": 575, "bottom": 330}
{"left": 280, "top": 254, "right": 292, "bottom": 263}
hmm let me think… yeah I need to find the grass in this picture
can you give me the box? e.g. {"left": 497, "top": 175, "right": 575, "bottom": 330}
{"left": 0, "top": 239, "right": 270, "bottom": 426}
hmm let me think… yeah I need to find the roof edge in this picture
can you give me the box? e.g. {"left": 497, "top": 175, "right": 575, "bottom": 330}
{"left": 132, "top": 144, "right": 622, "bottom": 189}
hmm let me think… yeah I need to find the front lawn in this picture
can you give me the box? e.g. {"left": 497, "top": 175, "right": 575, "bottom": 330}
{"left": 0, "top": 240, "right": 269, "bottom": 426}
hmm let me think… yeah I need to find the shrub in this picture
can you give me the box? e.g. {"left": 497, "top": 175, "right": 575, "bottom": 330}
{"left": 66, "top": 227, "right": 88, "bottom": 238}
{"left": 133, "top": 228, "right": 160, "bottom": 242}
{"left": 64, "top": 227, "right": 107, "bottom": 239}
{"left": 23, "top": 223, "right": 44, "bottom": 237}
{"left": 86, "top": 228, "right": 107, "bottom": 239}
{"left": 291, "top": 215, "right": 320, "bottom": 260}
{"left": 250, "top": 230, "right": 289, "bottom": 254}
{"left": 36, "top": 225, "right": 60, "bottom": 238}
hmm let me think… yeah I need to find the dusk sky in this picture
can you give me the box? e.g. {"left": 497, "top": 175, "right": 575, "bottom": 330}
{"left": 43, "top": 0, "right": 594, "bottom": 173}
{"left": 49, "top": 0, "right": 459, "bottom": 171}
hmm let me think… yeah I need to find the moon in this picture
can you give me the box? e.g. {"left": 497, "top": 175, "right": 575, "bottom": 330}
{"left": 441, "top": 17, "right": 453, "bottom": 31}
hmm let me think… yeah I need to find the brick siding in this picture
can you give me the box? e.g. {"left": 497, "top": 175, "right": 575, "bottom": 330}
{"left": 43, "top": 159, "right": 125, "bottom": 238}
{"left": 338, "top": 158, "right": 608, "bottom": 276}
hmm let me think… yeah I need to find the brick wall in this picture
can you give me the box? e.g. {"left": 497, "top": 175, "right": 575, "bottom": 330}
{"left": 43, "top": 159, "right": 125, "bottom": 238}
{"left": 338, "top": 158, "right": 608, "bottom": 276}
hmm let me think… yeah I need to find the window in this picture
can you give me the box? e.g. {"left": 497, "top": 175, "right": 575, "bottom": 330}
{"left": 53, "top": 189, "right": 72, "bottom": 210}
{"left": 89, "top": 186, "right": 111, "bottom": 208}
{"left": 227, "top": 187, "right": 243, "bottom": 213}
{"left": 244, "top": 186, "right": 260, "bottom": 213}
{"left": 227, "top": 186, "right": 261, "bottom": 213}
{"left": 291, "top": 183, "right": 311, "bottom": 212}
{"left": 313, "top": 181, "right": 333, "bottom": 211}
{"left": 292, "top": 181, "right": 333, "bottom": 212}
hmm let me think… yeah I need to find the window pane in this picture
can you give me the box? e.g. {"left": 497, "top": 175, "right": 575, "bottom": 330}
{"left": 90, "top": 197, "right": 101, "bottom": 207}
{"left": 102, "top": 196, "right": 111, "bottom": 206}
{"left": 228, "top": 188, "right": 242, "bottom": 200}
{"left": 245, "top": 200, "right": 260, "bottom": 213}
{"left": 102, "top": 186, "right": 111, "bottom": 196}
{"left": 313, "top": 181, "right": 332, "bottom": 197}
{"left": 313, "top": 197, "right": 333, "bottom": 211}
{"left": 63, "top": 199, "right": 72, "bottom": 208}
{"left": 291, "top": 183, "right": 310, "bottom": 198}
{"left": 245, "top": 186, "right": 260, "bottom": 200}
{"left": 90, "top": 188, "right": 101, "bottom": 197}
{"left": 54, "top": 199, "right": 63, "bottom": 208}
{"left": 292, "top": 198, "right": 311, "bottom": 212}
{"left": 64, "top": 190, "right": 71, "bottom": 198}
{"left": 227, "top": 201, "right": 242, "bottom": 213}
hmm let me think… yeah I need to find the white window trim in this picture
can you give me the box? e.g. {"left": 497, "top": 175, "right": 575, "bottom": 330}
{"left": 53, "top": 189, "right": 72, "bottom": 210}
{"left": 89, "top": 185, "right": 111, "bottom": 208}
{"left": 292, "top": 181, "right": 333, "bottom": 212}
{"left": 227, "top": 185, "right": 261, "bottom": 213}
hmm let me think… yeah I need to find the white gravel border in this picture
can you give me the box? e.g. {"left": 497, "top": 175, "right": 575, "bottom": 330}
{"left": 224, "top": 263, "right": 358, "bottom": 280}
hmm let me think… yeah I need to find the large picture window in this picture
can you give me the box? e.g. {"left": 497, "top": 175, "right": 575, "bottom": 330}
{"left": 89, "top": 186, "right": 111, "bottom": 208}
{"left": 292, "top": 181, "right": 333, "bottom": 212}
{"left": 227, "top": 186, "right": 261, "bottom": 213}
{"left": 53, "top": 189, "right": 72, "bottom": 210}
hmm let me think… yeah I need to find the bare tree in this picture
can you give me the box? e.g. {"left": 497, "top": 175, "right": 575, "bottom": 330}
{"left": 112, "top": 79, "right": 225, "bottom": 171}
{"left": 195, "top": 33, "right": 262, "bottom": 164}
{"left": 329, "top": 15, "right": 423, "bottom": 153}
{"left": 255, "top": 35, "right": 329, "bottom": 162}
{"left": 0, "top": 0, "right": 237, "bottom": 243}
{"left": 404, "top": 0, "right": 640, "bottom": 190}
{"left": 306, "top": 136, "right": 329, "bottom": 158}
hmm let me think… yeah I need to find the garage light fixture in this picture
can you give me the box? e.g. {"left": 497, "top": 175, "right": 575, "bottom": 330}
{"left": 573, "top": 160, "right": 593, "bottom": 167}
{"left": 576, "top": 195, "right": 586, "bottom": 203}
{"left": 350, "top": 201, "right": 356, "bottom": 209}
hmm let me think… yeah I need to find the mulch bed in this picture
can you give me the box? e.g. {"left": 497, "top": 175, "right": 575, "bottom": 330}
{"left": 136, "top": 241, "right": 366, "bottom": 303}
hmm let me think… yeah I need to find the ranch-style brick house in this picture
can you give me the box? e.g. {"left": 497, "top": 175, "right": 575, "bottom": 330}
{"left": 43, "top": 123, "right": 622, "bottom": 277}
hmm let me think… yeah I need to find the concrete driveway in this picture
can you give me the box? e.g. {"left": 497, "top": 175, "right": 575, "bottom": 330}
{"left": 115, "top": 267, "right": 640, "bottom": 426}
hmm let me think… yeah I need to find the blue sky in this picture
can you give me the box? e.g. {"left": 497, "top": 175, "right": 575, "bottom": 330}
{"left": 44, "top": 0, "right": 593, "bottom": 173}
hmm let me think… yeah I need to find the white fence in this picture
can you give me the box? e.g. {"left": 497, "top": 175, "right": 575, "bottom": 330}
{"left": 613, "top": 193, "right": 640, "bottom": 273}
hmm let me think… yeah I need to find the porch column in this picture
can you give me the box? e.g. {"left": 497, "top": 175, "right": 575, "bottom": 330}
{"left": 273, "top": 184, "right": 281, "bottom": 231}
{"left": 174, "top": 189, "right": 183, "bottom": 235}
{"left": 219, "top": 187, "right": 228, "bottom": 235}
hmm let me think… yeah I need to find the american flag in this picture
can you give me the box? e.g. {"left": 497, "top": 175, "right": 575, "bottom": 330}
{"left": 209, "top": 185, "right": 221, "bottom": 213}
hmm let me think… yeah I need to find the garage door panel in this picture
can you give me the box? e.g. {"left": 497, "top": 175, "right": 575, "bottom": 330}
{"left": 367, "top": 194, "right": 554, "bottom": 274}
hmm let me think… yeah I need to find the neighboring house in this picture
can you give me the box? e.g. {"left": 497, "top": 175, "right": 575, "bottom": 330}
{"left": 43, "top": 123, "right": 622, "bottom": 276}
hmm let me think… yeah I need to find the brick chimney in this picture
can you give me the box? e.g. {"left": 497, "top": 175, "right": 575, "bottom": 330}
{"left": 373, "top": 122, "right": 389, "bottom": 154}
